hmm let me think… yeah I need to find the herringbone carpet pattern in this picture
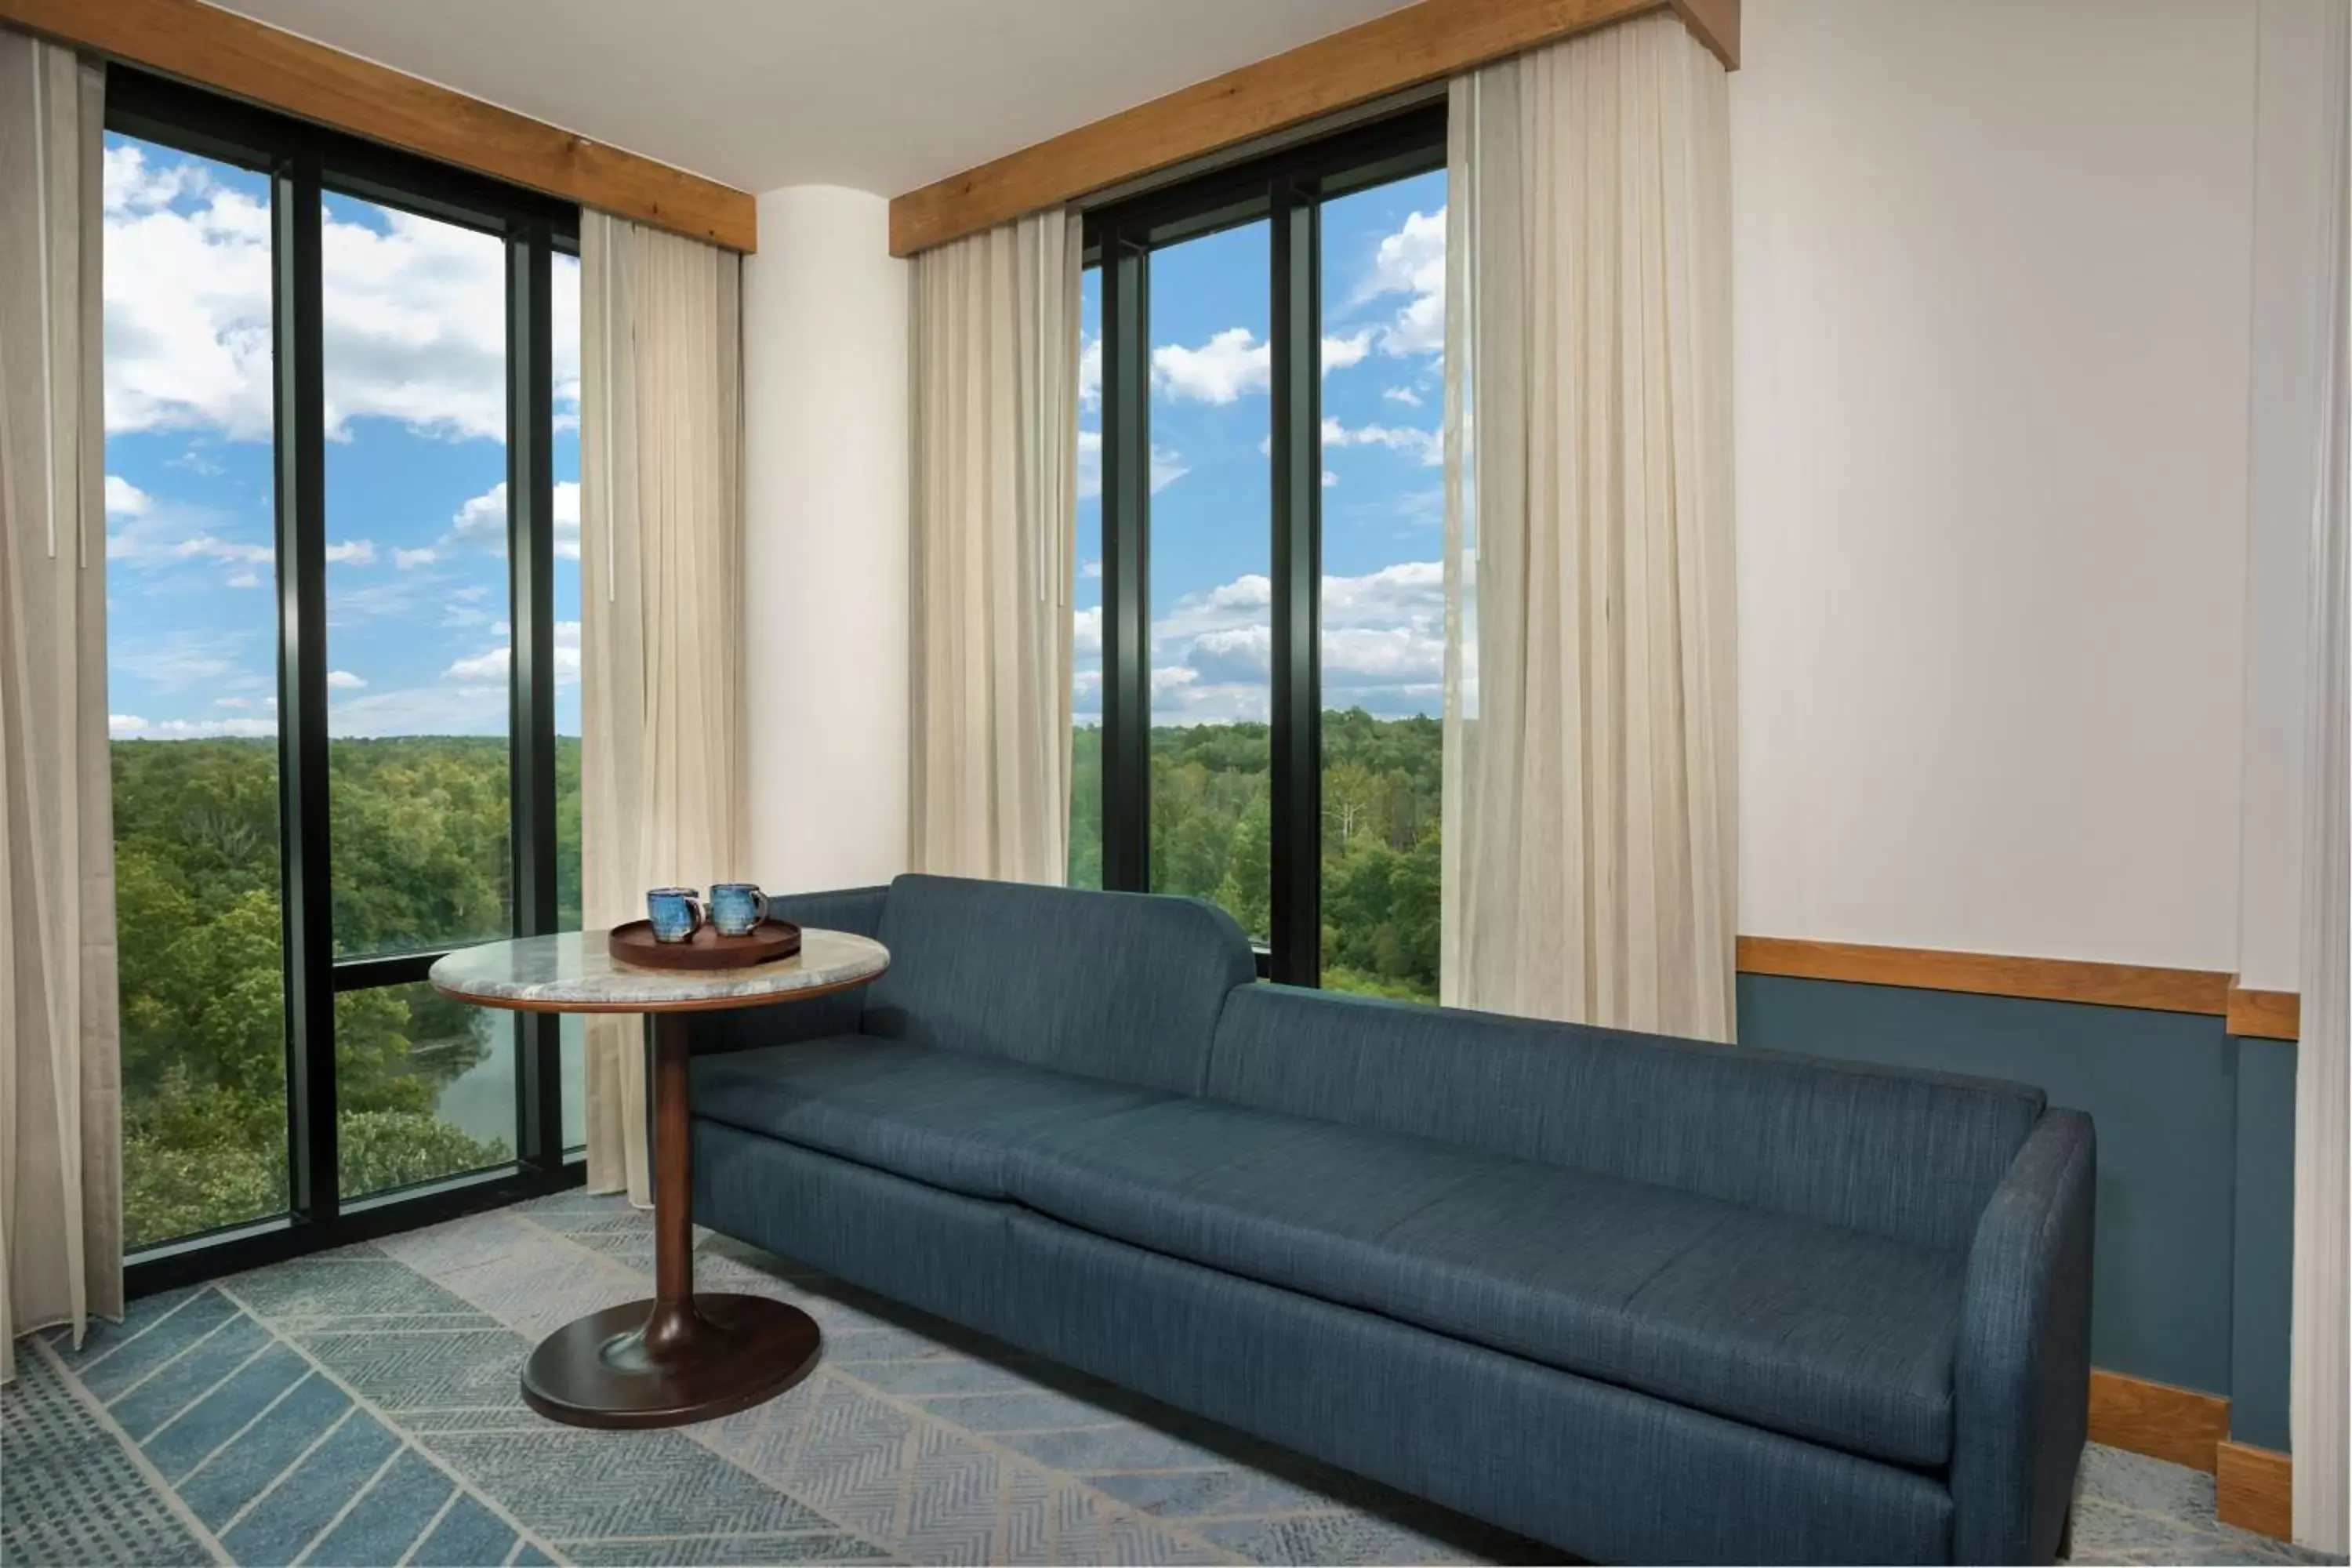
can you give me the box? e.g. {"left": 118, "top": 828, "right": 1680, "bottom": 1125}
{"left": 2, "top": 1192, "right": 2330, "bottom": 1566}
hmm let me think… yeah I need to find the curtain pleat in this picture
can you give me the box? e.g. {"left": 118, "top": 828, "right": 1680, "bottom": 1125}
{"left": 579, "top": 212, "right": 747, "bottom": 1203}
{"left": 1441, "top": 12, "right": 1737, "bottom": 1040}
{"left": 908, "top": 211, "right": 1082, "bottom": 883}
{"left": 1, "top": 31, "right": 119, "bottom": 1382}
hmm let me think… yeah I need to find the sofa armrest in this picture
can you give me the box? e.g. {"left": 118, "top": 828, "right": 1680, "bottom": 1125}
{"left": 1951, "top": 1108, "right": 2096, "bottom": 1565}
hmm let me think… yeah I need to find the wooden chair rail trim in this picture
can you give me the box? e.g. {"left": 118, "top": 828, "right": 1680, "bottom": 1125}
{"left": 0, "top": 0, "right": 757, "bottom": 252}
{"left": 2224, "top": 985, "right": 2301, "bottom": 1041}
{"left": 887, "top": 0, "right": 1740, "bottom": 257}
{"left": 2216, "top": 1439, "right": 2293, "bottom": 1541}
{"left": 1735, "top": 936, "right": 2234, "bottom": 1017}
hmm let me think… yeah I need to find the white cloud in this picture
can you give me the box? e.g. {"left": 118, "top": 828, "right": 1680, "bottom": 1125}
{"left": 440, "top": 618, "right": 581, "bottom": 687}
{"left": 103, "top": 145, "right": 274, "bottom": 438}
{"left": 552, "top": 250, "right": 582, "bottom": 428}
{"left": 1322, "top": 416, "right": 1440, "bottom": 466}
{"left": 105, "top": 475, "right": 151, "bottom": 517}
{"left": 111, "top": 711, "right": 278, "bottom": 739}
{"left": 173, "top": 533, "right": 272, "bottom": 564}
{"left": 1073, "top": 605, "right": 1102, "bottom": 659}
{"left": 1321, "top": 330, "right": 1373, "bottom": 374}
{"left": 1081, "top": 560, "right": 1102, "bottom": 579}
{"left": 1362, "top": 207, "right": 1446, "bottom": 357}
{"left": 394, "top": 546, "right": 437, "bottom": 569}
{"left": 1078, "top": 334, "right": 1101, "bottom": 407}
{"left": 445, "top": 648, "right": 507, "bottom": 682}
{"left": 554, "top": 481, "right": 581, "bottom": 559}
{"left": 1076, "top": 430, "right": 1187, "bottom": 501}
{"left": 325, "top": 539, "right": 377, "bottom": 564}
{"left": 226, "top": 570, "right": 261, "bottom": 588}
{"left": 1323, "top": 470, "right": 1339, "bottom": 487}
{"left": 1152, "top": 328, "right": 1265, "bottom": 404}
{"left": 328, "top": 683, "right": 506, "bottom": 739}
{"left": 326, "top": 670, "right": 367, "bottom": 689}
{"left": 445, "top": 478, "right": 581, "bottom": 559}
{"left": 1149, "top": 326, "right": 1386, "bottom": 403}
{"left": 1382, "top": 386, "right": 1424, "bottom": 408}
{"left": 104, "top": 141, "right": 571, "bottom": 444}
{"left": 452, "top": 483, "right": 506, "bottom": 543}
{"left": 1142, "top": 561, "right": 1445, "bottom": 723}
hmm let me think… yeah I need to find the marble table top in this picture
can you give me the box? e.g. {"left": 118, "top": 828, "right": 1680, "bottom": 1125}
{"left": 429, "top": 928, "right": 890, "bottom": 1014}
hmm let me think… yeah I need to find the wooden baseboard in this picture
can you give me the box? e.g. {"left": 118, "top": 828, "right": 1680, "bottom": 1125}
{"left": 2216, "top": 1439, "right": 2292, "bottom": 1539}
{"left": 2086, "top": 1368, "right": 2230, "bottom": 1472}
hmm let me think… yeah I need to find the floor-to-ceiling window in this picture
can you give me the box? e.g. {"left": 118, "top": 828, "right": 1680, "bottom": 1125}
{"left": 1081, "top": 106, "right": 1444, "bottom": 989}
{"left": 103, "top": 71, "right": 582, "bottom": 1272}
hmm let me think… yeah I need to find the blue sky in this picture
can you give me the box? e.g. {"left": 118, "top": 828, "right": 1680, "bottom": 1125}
{"left": 1073, "top": 168, "right": 1447, "bottom": 727}
{"left": 104, "top": 132, "right": 1439, "bottom": 742}
{"left": 101, "top": 134, "right": 581, "bottom": 742}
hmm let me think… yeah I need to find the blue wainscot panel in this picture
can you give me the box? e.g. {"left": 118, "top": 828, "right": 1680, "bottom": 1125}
{"left": 1737, "top": 975, "right": 2237, "bottom": 1399}
{"left": 2230, "top": 1036, "right": 2296, "bottom": 1451}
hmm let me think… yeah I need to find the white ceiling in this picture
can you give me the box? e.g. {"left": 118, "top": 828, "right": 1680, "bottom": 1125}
{"left": 208, "top": 0, "right": 1415, "bottom": 198}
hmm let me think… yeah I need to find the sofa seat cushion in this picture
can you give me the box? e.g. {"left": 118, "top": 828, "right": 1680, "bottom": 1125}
{"left": 691, "top": 1035, "right": 1171, "bottom": 1200}
{"left": 1005, "top": 1096, "right": 1965, "bottom": 1468}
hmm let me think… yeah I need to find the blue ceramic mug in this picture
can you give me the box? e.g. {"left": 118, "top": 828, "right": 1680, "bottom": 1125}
{"left": 646, "top": 887, "right": 706, "bottom": 943}
{"left": 710, "top": 883, "right": 769, "bottom": 937}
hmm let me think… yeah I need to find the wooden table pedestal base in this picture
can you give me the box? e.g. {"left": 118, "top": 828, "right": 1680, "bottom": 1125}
{"left": 521, "top": 1294, "right": 820, "bottom": 1430}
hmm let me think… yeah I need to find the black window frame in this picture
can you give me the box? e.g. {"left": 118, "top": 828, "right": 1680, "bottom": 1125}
{"left": 1083, "top": 103, "right": 1445, "bottom": 987}
{"left": 107, "top": 69, "right": 586, "bottom": 1294}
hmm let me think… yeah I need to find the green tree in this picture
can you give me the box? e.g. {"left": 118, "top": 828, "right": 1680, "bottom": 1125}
{"left": 113, "top": 737, "right": 528, "bottom": 1249}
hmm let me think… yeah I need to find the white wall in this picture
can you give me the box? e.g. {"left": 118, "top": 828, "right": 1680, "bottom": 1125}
{"left": 2235, "top": 0, "right": 2339, "bottom": 992}
{"left": 1731, "top": 0, "right": 2260, "bottom": 971}
{"left": 740, "top": 186, "right": 910, "bottom": 892}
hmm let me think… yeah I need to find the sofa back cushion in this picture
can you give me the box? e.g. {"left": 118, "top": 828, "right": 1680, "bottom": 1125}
{"left": 1205, "top": 984, "right": 2045, "bottom": 1251}
{"left": 862, "top": 875, "right": 1257, "bottom": 1094}
{"left": 692, "top": 885, "right": 887, "bottom": 1053}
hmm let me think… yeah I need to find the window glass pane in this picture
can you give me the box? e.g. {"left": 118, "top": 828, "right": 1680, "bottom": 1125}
{"left": 103, "top": 134, "right": 291, "bottom": 1250}
{"left": 338, "top": 982, "right": 515, "bottom": 1198}
{"left": 553, "top": 247, "right": 587, "bottom": 1152}
{"left": 321, "top": 189, "right": 518, "bottom": 1185}
{"left": 1146, "top": 222, "right": 1272, "bottom": 942}
{"left": 321, "top": 190, "right": 513, "bottom": 960}
{"left": 1069, "top": 263, "right": 1103, "bottom": 888}
{"left": 1319, "top": 172, "right": 1446, "bottom": 1001}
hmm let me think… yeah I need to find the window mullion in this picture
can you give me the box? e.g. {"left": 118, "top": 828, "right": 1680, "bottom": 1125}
{"left": 507, "top": 223, "right": 564, "bottom": 1172}
{"left": 273, "top": 147, "right": 336, "bottom": 1225}
{"left": 1100, "top": 230, "right": 1152, "bottom": 893}
{"left": 1269, "top": 179, "right": 1323, "bottom": 987}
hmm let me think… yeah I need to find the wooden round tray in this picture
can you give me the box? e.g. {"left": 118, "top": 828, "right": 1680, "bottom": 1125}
{"left": 608, "top": 918, "right": 802, "bottom": 971}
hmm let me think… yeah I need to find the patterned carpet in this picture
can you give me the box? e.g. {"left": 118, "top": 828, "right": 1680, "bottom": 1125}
{"left": 3, "top": 1189, "right": 2337, "bottom": 1567}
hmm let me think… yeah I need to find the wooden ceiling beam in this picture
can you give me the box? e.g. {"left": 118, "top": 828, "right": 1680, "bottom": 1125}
{"left": 0, "top": 0, "right": 757, "bottom": 252}
{"left": 888, "top": 0, "right": 1738, "bottom": 257}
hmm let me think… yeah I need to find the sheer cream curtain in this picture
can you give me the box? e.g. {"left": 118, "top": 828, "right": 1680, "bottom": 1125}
{"left": 1, "top": 31, "right": 119, "bottom": 1382}
{"left": 1440, "top": 11, "right": 1736, "bottom": 1040}
{"left": 2292, "top": 3, "right": 2350, "bottom": 1546}
{"left": 909, "top": 210, "right": 1083, "bottom": 883}
{"left": 579, "top": 211, "right": 748, "bottom": 1203}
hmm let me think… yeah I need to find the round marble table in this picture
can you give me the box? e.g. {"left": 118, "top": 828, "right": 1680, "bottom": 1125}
{"left": 430, "top": 928, "right": 889, "bottom": 1430}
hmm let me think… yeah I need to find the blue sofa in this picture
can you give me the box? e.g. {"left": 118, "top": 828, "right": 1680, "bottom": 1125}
{"left": 687, "top": 875, "right": 2094, "bottom": 1565}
